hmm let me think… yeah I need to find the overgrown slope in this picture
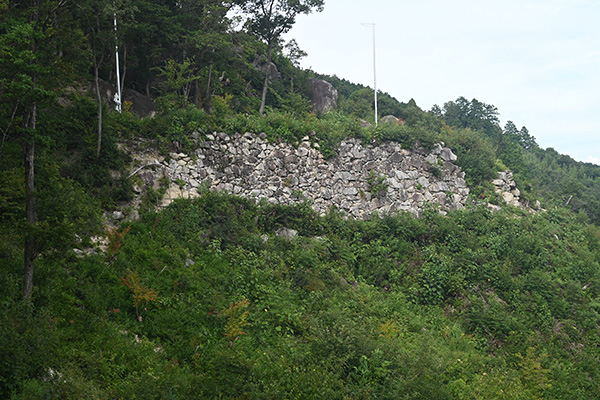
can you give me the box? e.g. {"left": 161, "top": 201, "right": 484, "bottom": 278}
{"left": 2, "top": 193, "right": 600, "bottom": 398}
{"left": 3, "top": 2, "right": 600, "bottom": 399}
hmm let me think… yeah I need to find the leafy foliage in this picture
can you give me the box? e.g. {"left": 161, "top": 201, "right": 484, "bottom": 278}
{"left": 223, "top": 298, "right": 250, "bottom": 346}
{"left": 3, "top": 192, "right": 600, "bottom": 398}
{"left": 4, "top": 1, "right": 600, "bottom": 398}
{"left": 366, "top": 170, "right": 389, "bottom": 198}
{"left": 120, "top": 270, "right": 159, "bottom": 319}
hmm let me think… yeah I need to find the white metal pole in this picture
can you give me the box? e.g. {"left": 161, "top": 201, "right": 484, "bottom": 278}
{"left": 361, "top": 23, "right": 377, "bottom": 126}
{"left": 114, "top": 13, "right": 122, "bottom": 113}
{"left": 372, "top": 23, "right": 377, "bottom": 127}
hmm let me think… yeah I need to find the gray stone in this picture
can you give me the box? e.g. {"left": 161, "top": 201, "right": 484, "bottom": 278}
{"left": 127, "top": 133, "right": 479, "bottom": 219}
{"left": 343, "top": 187, "right": 359, "bottom": 196}
{"left": 308, "top": 78, "right": 338, "bottom": 113}
{"left": 502, "top": 192, "right": 515, "bottom": 203}
{"left": 431, "top": 181, "right": 450, "bottom": 192}
{"left": 417, "top": 177, "right": 430, "bottom": 188}
{"left": 284, "top": 155, "right": 298, "bottom": 164}
{"left": 276, "top": 227, "right": 297, "bottom": 240}
{"left": 297, "top": 147, "right": 309, "bottom": 157}
{"left": 440, "top": 148, "right": 457, "bottom": 162}
{"left": 388, "top": 152, "right": 404, "bottom": 163}
{"left": 388, "top": 177, "right": 402, "bottom": 189}
{"left": 337, "top": 171, "right": 357, "bottom": 181}
{"left": 395, "top": 170, "right": 409, "bottom": 180}
{"left": 425, "top": 154, "right": 438, "bottom": 164}
{"left": 380, "top": 115, "right": 402, "bottom": 125}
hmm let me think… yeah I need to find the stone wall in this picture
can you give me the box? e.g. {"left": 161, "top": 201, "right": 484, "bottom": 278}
{"left": 130, "top": 132, "right": 471, "bottom": 219}
{"left": 493, "top": 170, "right": 521, "bottom": 206}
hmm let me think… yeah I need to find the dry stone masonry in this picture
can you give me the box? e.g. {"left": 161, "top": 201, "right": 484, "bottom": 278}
{"left": 132, "top": 132, "right": 471, "bottom": 219}
{"left": 492, "top": 170, "right": 521, "bottom": 207}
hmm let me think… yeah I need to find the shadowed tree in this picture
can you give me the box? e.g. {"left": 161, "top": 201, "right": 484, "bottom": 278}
{"left": 0, "top": 0, "right": 86, "bottom": 299}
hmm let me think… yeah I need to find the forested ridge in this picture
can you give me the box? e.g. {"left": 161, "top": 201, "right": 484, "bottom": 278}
{"left": 2, "top": 1, "right": 600, "bottom": 398}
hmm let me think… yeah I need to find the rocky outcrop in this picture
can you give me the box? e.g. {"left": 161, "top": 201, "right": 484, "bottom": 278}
{"left": 308, "top": 78, "right": 338, "bottom": 113}
{"left": 380, "top": 115, "right": 405, "bottom": 126}
{"left": 493, "top": 170, "right": 521, "bottom": 207}
{"left": 128, "top": 134, "right": 470, "bottom": 219}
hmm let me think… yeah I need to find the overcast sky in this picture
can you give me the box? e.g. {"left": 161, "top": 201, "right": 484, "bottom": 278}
{"left": 283, "top": 0, "right": 600, "bottom": 164}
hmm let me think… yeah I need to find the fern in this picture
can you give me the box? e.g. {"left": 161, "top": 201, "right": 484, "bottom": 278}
{"left": 223, "top": 299, "right": 250, "bottom": 347}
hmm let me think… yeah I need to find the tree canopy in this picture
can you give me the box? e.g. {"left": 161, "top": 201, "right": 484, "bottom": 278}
{"left": 234, "top": 0, "right": 324, "bottom": 114}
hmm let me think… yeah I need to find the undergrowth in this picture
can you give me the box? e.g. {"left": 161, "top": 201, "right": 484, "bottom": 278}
{"left": 2, "top": 193, "right": 600, "bottom": 398}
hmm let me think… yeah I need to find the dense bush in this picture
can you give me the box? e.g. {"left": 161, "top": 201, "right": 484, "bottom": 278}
{"left": 2, "top": 192, "right": 600, "bottom": 398}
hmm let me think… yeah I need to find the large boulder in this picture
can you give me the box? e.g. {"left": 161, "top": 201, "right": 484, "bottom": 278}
{"left": 123, "top": 88, "right": 156, "bottom": 119}
{"left": 308, "top": 78, "right": 338, "bottom": 113}
{"left": 254, "top": 55, "right": 281, "bottom": 81}
{"left": 96, "top": 78, "right": 118, "bottom": 107}
{"left": 94, "top": 79, "right": 156, "bottom": 119}
{"left": 380, "top": 115, "right": 405, "bottom": 125}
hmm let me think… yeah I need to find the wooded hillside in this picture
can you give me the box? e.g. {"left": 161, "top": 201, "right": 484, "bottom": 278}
{"left": 2, "top": 1, "right": 600, "bottom": 398}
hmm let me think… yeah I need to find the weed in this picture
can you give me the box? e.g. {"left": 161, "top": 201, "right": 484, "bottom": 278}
{"left": 367, "top": 171, "right": 389, "bottom": 198}
{"left": 120, "top": 270, "right": 159, "bottom": 320}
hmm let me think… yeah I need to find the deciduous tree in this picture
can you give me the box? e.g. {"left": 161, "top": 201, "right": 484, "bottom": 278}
{"left": 234, "top": 0, "right": 323, "bottom": 115}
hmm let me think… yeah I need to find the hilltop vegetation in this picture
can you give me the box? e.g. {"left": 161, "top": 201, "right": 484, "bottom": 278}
{"left": 2, "top": 1, "right": 600, "bottom": 398}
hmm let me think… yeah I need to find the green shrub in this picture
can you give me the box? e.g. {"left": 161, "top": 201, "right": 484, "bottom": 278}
{"left": 446, "top": 127, "right": 497, "bottom": 186}
{"left": 366, "top": 170, "right": 389, "bottom": 198}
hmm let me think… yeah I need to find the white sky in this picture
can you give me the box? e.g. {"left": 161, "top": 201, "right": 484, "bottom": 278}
{"left": 283, "top": 0, "right": 600, "bottom": 165}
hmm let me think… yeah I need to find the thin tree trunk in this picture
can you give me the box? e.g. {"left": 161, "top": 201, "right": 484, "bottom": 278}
{"left": 183, "top": 80, "right": 191, "bottom": 101}
{"left": 204, "top": 61, "right": 213, "bottom": 110}
{"left": 259, "top": 42, "right": 272, "bottom": 116}
{"left": 22, "top": 1, "right": 40, "bottom": 301}
{"left": 193, "top": 78, "right": 200, "bottom": 107}
{"left": 94, "top": 62, "right": 103, "bottom": 158}
{"left": 120, "top": 43, "right": 126, "bottom": 99}
{"left": 0, "top": 101, "right": 19, "bottom": 158}
{"left": 23, "top": 103, "right": 37, "bottom": 300}
{"left": 565, "top": 195, "right": 573, "bottom": 206}
{"left": 259, "top": 73, "right": 269, "bottom": 115}
{"left": 91, "top": 17, "right": 104, "bottom": 158}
